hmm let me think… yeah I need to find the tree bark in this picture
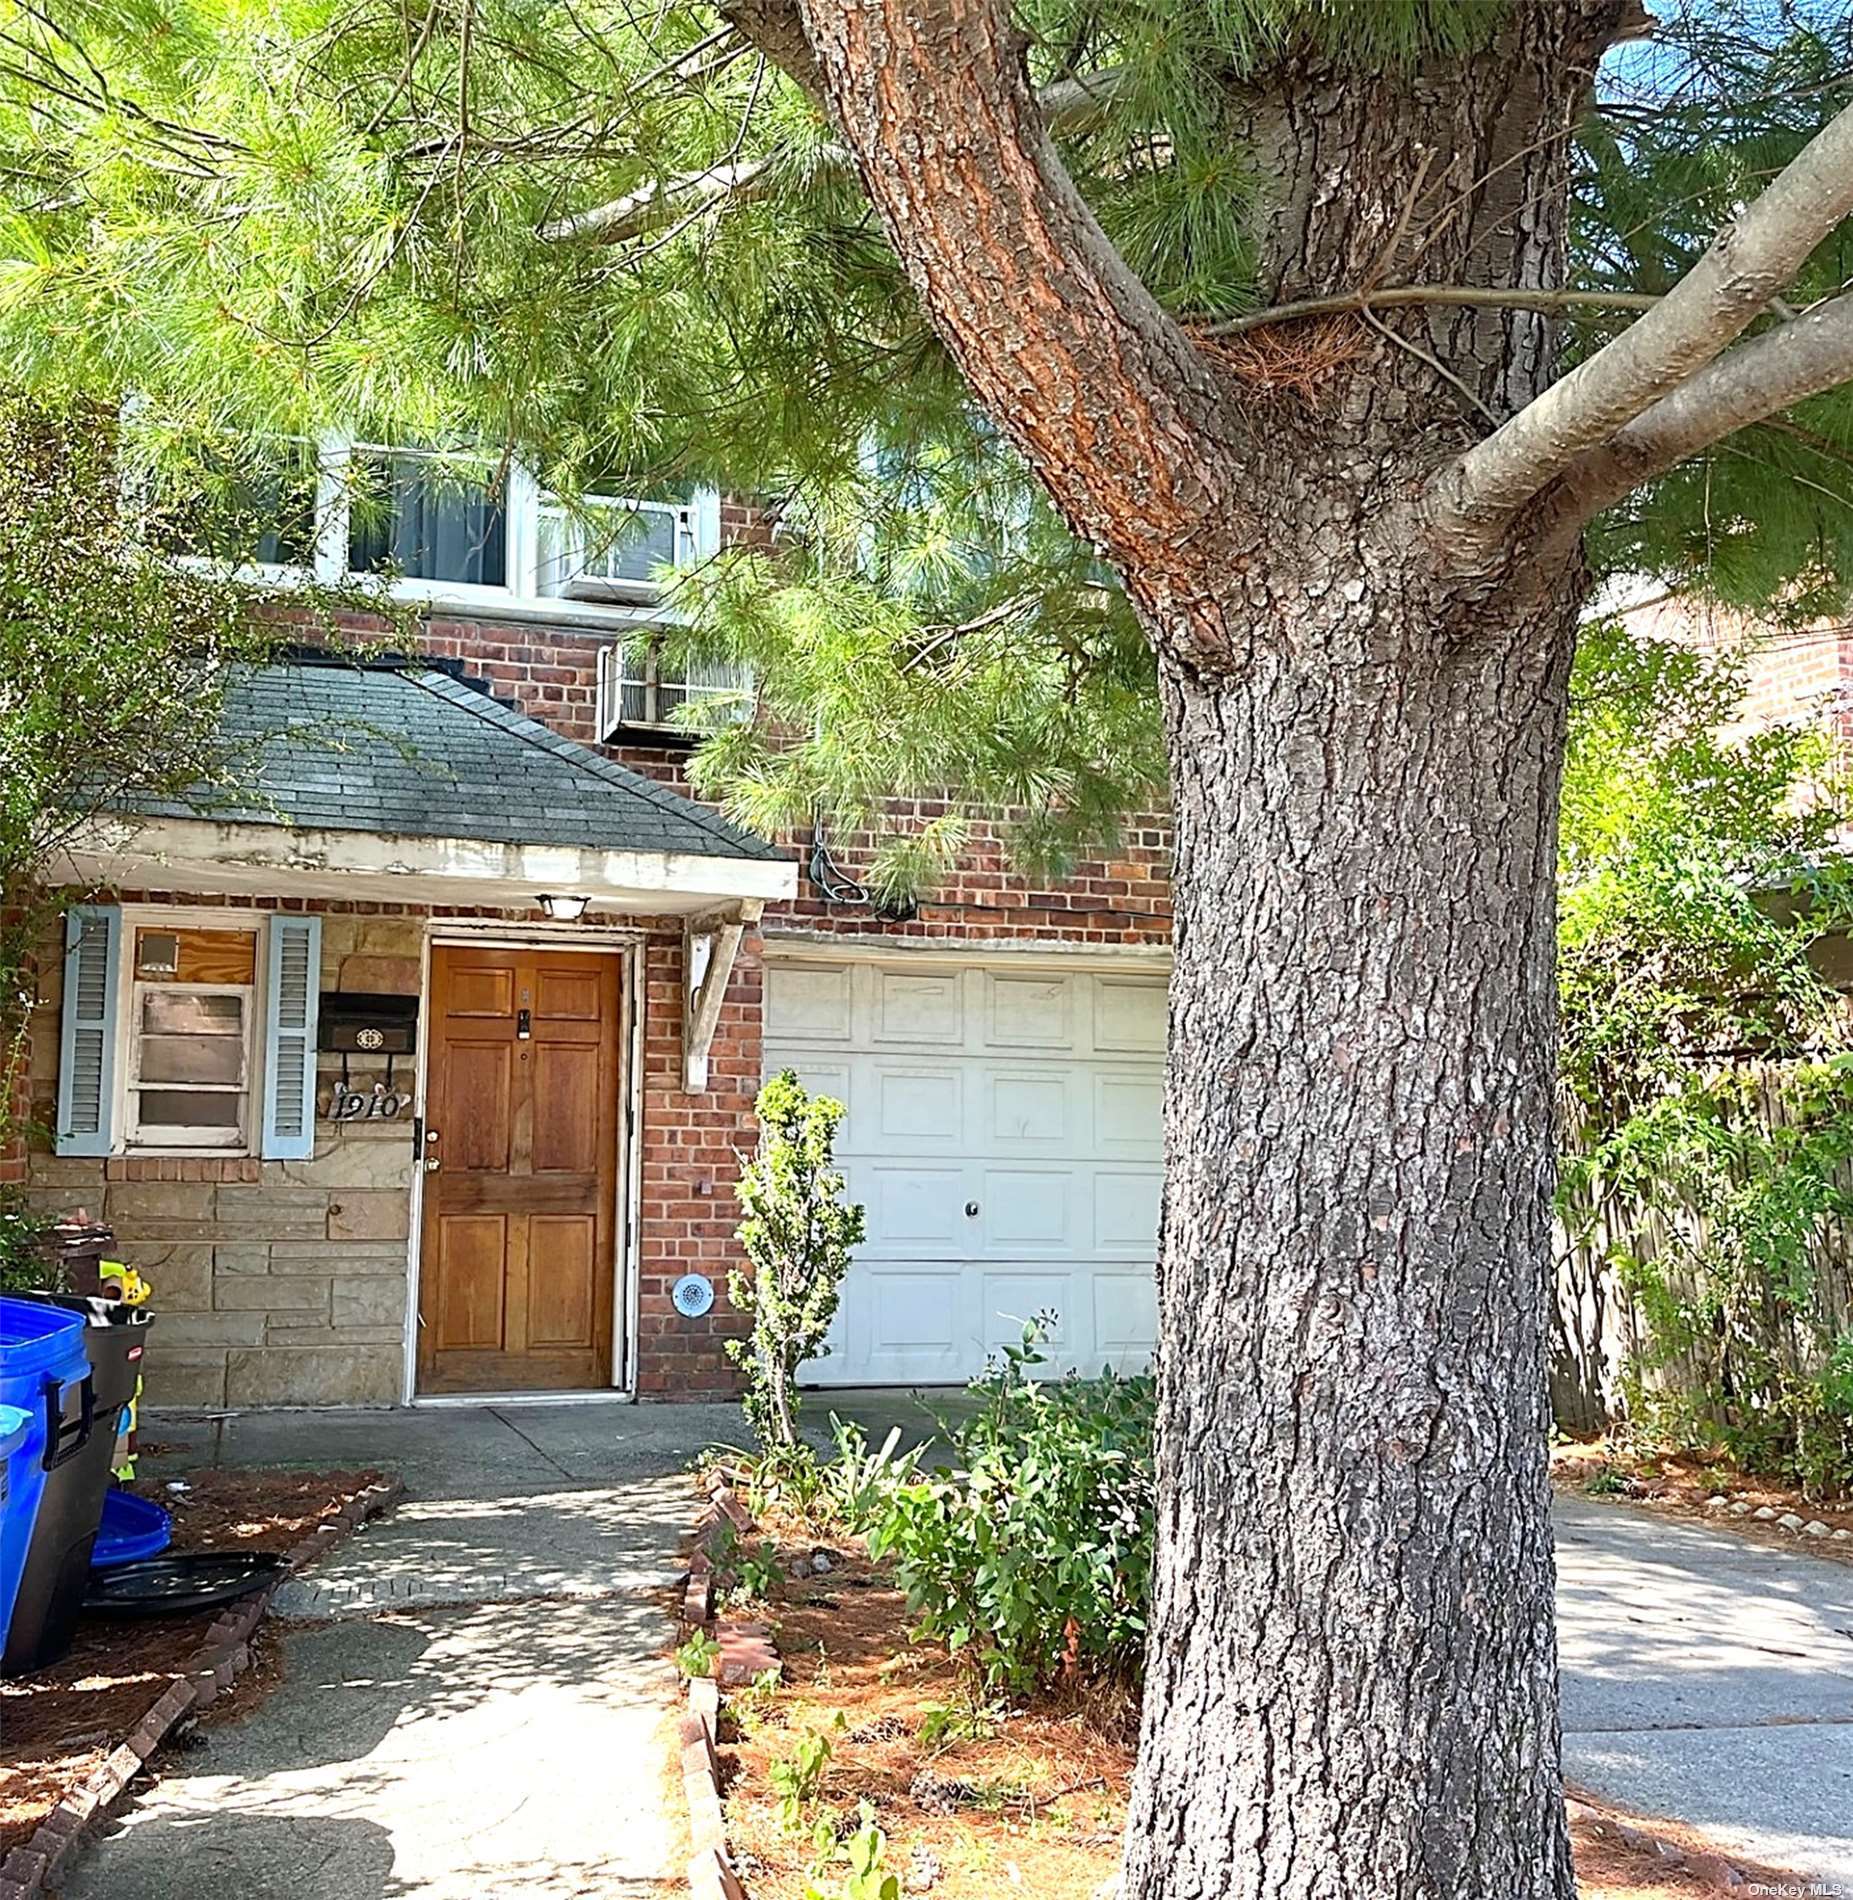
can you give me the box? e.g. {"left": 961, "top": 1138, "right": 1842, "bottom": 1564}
{"left": 1126, "top": 569, "right": 1580, "bottom": 1899}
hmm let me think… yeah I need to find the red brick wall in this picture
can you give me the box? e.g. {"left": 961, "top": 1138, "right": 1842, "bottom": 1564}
{"left": 400, "top": 605, "right": 1178, "bottom": 946}
{"left": 1620, "top": 595, "right": 1853, "bottom": 747}
{"left": 635, "top": 932, "right": 761, "bottom": 1396}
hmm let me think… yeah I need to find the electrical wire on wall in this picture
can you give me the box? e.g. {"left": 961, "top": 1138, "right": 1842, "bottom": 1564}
{"left": 806, "top": 825, "right": 919, "bottom": 923}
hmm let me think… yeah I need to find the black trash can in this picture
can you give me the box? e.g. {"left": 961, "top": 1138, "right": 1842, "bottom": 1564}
{"left": 1, "top": 1292, "right": 153, "bottom": 1676}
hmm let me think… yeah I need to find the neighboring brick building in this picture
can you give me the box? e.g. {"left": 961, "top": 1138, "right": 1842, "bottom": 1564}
{"left": 21, "top": 464, "right": 1175, "bottom": 1406}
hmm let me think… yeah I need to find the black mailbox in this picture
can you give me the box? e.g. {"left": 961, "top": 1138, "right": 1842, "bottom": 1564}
{"left": 318, "top": 992, "right": 419, "bottom": 1055}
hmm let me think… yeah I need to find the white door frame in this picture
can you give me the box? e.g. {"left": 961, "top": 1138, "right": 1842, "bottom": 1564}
{"left": 402, "top": 923, "right": 648, "bottom": 1407}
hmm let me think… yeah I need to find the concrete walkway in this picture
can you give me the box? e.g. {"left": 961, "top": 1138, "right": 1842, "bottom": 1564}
{"left": 65, "top": 1401, "right": 744, "bottom": 1900}
{"left": 63, "top": 1402, "right": 1853, "bottom": 1896}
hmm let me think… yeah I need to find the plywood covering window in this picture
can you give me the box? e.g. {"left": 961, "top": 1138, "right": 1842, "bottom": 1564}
{"left": 125, "top": 926, "right": 258, "bottom": 1151}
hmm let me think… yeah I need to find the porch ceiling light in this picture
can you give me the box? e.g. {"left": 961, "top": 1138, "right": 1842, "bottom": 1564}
{"left": 539, "top": 893, "right": 592, "bottom": 922}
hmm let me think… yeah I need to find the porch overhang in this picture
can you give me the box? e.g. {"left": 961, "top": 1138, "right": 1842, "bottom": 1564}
{"left": 59, "top": 815, "right": 797, "bottom": 917}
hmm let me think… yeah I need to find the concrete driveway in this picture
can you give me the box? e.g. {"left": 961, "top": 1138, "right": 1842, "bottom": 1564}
{"left": 1556, "top": 1492, "right": 1853, "bottom": 1887}
{"left": 63, "top": 1400, "right": 1853, "bottom": 1896}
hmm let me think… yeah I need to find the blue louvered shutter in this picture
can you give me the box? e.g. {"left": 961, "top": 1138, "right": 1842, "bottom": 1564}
{"left": 261, "top": 916, "right": 322, "bottom": 1160}
{"left": 56, "top": 906, "right": 121, "bottom": 1157}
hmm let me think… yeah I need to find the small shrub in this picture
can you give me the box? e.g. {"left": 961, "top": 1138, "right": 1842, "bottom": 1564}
{"left": 0, "top": 1188, "right": 53, "bottom": 1295}
{"left": 676, "top": 1630, "right": 720, "bottom": 1680}
{"left": 732, "top": 1546, "right": 779, "bottom": 1604}
{"left": 1582, "top": 1464, "right": 1628, "bottom": 1497}
{"left": 770, "top": 1716, "right": 842, "bottom": 1832}
{"left": 846, "top": 1318, "right": 1156, "bottom": 1695}
{"left": 728, "top": 1072, "right": 866, "bottom": 1451}
{"left": 804, "top": 1802, "right": 899, "bottom": 1900}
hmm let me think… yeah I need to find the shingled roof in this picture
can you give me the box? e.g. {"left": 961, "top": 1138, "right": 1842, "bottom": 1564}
{"left": 123, "top": 659, "right": 784, "bottom": 864}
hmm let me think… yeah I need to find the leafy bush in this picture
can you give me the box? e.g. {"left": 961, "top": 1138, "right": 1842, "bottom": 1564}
{"left": 1556, "top": 621, "right": 1853, "bottom": 1497}
{"left": 0, "top": 1188, "right": 52, "bottom": 1294}
{"left": 770, "top": 1716, "right": 841, "bottom": 1832}
{"left": 843, "top": 1320, "right": 1155, "bottom": 1695}
{"left": 728, "top": 1071, "right": 866, "bottom": 1451}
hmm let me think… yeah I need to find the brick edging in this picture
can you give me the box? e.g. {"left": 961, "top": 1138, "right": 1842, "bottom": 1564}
{"left": 681, "top": 1480, "right": 780, "bottom": 1900}
{"left": 0, "top": 1475, "right": 405, "bottom": 1900}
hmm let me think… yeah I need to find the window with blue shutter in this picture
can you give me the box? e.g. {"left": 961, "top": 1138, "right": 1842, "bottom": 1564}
{"left": 261, "top": 916, "right": 322, "bottom": 1160}
{"left": 56, "top": 905, "right": 121, "bottom": 1156}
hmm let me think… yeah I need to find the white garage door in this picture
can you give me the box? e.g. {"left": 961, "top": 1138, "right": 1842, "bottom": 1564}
{"left": 763, "top": 954, "right": 1165, "bottom": 1386}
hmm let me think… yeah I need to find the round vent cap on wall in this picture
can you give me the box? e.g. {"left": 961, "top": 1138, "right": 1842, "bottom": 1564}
{"left": 672, "top": 1274, "right": 715, "bottom": 1319}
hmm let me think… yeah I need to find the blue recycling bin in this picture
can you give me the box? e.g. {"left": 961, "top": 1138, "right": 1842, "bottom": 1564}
{"left": 0, "top": 1298, "right": 91, "bottom": 1646}
{"left": 0, "top": 1401, "right": 42, "bottom": 1639}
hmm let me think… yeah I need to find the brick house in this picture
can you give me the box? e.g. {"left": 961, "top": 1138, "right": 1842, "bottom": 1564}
{"left": 18, "top": 458, "right": 1175, "bottom": 1407}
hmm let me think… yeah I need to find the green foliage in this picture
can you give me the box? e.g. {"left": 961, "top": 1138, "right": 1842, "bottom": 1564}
{"left": 845, "top": 1319, "right": 1155, "bottom": 1696}
{"left": 1559, "top": 620, "right": 1853, "bottom": 1496}
{"left": 0, "top": 1186, "right": 52, "bottom": 1293}
{"left": 732, "top": 1546, "right": 779, "bottom": 1604}
{"left": 803, "top": 1801, "right": 899, "bottom": 1900}
{"left": 728, "top": 1071, "right": 866, "bottom": 1451}
{"left": 769, "top": 1714, "right": 841, "bottom": 1833}
{"left": 674, "top": 1629, "right": 720, "bottom": 1680}
{"left": 0, "top": 2, "right": 1848, "bottom": 901}
{"left": 0, "top": 393, "right": 317, "bottom": 1152}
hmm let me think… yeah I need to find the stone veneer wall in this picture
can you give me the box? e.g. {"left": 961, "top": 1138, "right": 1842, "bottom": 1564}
{"left": 26, "top": 912, "right": 423, "bottom": 1407}
{"left": 24, "top": 899, "right": 767, "bottom": 1407}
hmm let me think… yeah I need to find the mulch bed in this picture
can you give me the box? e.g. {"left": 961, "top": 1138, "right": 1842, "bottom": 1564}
{"left": 1553, "top": 1437, "right": 1853, "bottom": 1560}
{"left": 0, "top": 1467, "right": 395, "bottom": 1866}
{"left": 714, "top": 1521, "right": 1798, "bottom": 1900}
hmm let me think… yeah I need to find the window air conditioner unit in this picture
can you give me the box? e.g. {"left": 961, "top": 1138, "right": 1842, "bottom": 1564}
{"left": 595, "top": 640, "right": 752, "bottom": 740}
{"left": 537, "top": 495, "right": 693, "bottom": 603}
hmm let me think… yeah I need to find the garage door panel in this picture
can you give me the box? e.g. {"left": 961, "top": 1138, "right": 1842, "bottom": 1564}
{"left": 987, "top": 1072, "right": 1071, "bottom": 1147}
{"left": 766, "top": 964, "right": 853, "bottom": 1042}
{"left": 1093, "top": 1170, "right": 1162, "bottom": 1252}
{"left": 852, "top": 1265, "right": 976, "bottom": 1383}
{"left": 980, "top": 1168, "right": 1072, "bottom": 1251}
{"left": 1092, "top": 1273, "right": 1159, "bottom": 1368}
{"left": 1096, "top": 1073, "right": 1163, "bottom": 1156}
{"left": 875, "top": 968, "right": 965, "bottom": 1046}
{"left": 772, "top": 955, "right": 1163, "bottom": 1386}
{"left": 875, "top": 1066, "right": 963, "bottom": 1146}
{"left": 1095, "top": 976, "right": 1168, "bottom": 1053}
{"left": 984, "top": 973, "right": 1073, "bottom": 1049}
{"left": 863, "top": 1163, "right": 968, "bottom": 1255}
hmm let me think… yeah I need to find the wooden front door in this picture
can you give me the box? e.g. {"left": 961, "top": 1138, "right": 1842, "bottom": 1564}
{"left": 417, "top": 945, "right": 621, "bottom": 1394}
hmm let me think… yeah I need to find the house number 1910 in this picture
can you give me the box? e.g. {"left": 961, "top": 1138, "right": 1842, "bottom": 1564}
{"left": 327, "top": 1085, "right": 409, "bottom": 1122}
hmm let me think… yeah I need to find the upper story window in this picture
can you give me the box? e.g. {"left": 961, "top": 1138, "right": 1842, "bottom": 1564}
{"left": 160, "top": 443, "right": 320, "bottom": 572}
{"left": 348, "top": 449, "right": 508, "bottom": 589}
{"left": 537, "top": 491, "right": 697, "bottom": 604}
{"left": 161, "top": 429, "right": 718, "bottom": 615}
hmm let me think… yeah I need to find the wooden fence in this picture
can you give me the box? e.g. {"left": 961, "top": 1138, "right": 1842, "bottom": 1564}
{"left": 1551, "top": 1065, "right": 1853, "bottom": 1436}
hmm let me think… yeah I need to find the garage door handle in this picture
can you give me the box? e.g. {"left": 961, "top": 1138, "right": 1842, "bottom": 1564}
{"left": 965, "top": 1201, "right": 980, "bottom": 1217}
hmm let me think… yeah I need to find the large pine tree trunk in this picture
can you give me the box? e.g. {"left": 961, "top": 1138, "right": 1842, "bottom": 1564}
{"left": 1122, "top": 576, "right": 1582, "bottom": 1899}
{"left": 763, "top": 4, "right": 1642, "bottom": 1894}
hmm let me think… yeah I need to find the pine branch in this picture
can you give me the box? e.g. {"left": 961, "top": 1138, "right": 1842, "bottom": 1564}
{"left": 771, "top": 0, "right": 1240, "bottom": 608}
{"left": 1431, "top": 93, "right": 1853, "bottom": 548}
{"left": 538, "top": 63, "right": 1128, "bottom": 244}
{"left": 1537, "top": 293, "right": 1853, "bottom": 550}
{"left": 1201, "top": 286, "right": 1662, "bottom": 335}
